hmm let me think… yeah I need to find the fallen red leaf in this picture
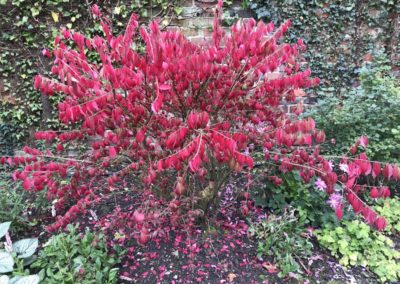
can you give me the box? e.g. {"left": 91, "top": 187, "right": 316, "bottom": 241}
{"left": 262, "top": 262, "right": 279, "bottom": 273}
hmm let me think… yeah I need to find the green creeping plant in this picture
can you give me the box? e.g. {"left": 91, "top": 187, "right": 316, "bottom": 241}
{"left": 316, "top": 220, "right": 400, "bottom": 283}
{"left": 32, "top": 224, "right": 121, "bottom": 284}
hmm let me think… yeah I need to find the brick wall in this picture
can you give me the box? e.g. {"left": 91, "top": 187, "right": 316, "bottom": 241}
{"left": 161, "top": 1, "right": 314, "bottom": 114}
{"left": 166, "top": 1, "right": 251, "bottom": 41}
{"left": 163, "top": 1, "right": 399, "bottom": 115}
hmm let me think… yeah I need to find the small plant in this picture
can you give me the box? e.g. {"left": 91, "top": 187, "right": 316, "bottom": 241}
{"left": 374, "top": 198, "right": 400, "bottom": 235}
{"left": 248, "top": 209, "right": 313, "bottom": 277}
{"left": 252, "top": 171, "right": 344, "bottom": 227}
{"left": 316, "top": 220, "right": 400, "bottom": 283}
{"left": 0, "top": 179, "right": 30, "bottom": 227}
{"left": 0, "top": 175, "right": 50, "bottom": 233}
{"left": 0, "top": 222, "right": 40, "bottom": 284}
{"left": 32, "top": 224, "right": 120, "bottom": 283}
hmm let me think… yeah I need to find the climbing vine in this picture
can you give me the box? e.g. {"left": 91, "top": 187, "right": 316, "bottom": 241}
{"left": 0, "top": 0, "right": 183, "bottom": 153}
{"left": 248, "top": 0, "right": 399, "bottom": 97}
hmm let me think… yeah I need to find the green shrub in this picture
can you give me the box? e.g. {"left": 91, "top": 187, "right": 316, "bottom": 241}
{"left": 316, "top": 220, "right": 400, "bottom": 283}
{"left": 32, "top": 225, "right": 120, "bottom": 284}
{"left": 308, "top": 54, "right": 400, "bottom": 162}
{"left": 252, "top": 171, "right": 343, "bottom": 227}
{"left": 249, "top": 209, "right": 313, "bottom": 277}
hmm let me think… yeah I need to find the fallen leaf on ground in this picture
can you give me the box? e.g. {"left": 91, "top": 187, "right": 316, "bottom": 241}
{"left": 262, "top": 262, "right": 279, "bottom": 273}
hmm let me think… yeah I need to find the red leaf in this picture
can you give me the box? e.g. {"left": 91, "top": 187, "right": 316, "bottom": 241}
{"left": 138, "top": 227, "right": 150, "bottom": 244}
{"left": 133, "top": 210, "right": 145, "bottom": 223}
{"left": 136, "top": 127, "right": 146, "bottom": 143}
{"left": 346, "top": 177, "right": 355, "bottom": 189}
{"left": 262, "top": 262, "right": 278, "bottom": 274}
{"left": 159, "top": 84, "right": 171, "bottom": 91}
{"left": 151, "top": 93, "right": 163, "bottom": 114}
{"left": 23, "top": 178, "right": 33, "bottom": 190}
{"left": 382, "top": 164, "right": 393, "bottom": 180}
{"left": 394, "top": 165, "right": 400, "bottom": 181}
{"left": 189, "top": 155, "right": 202, "bottom": 172}
{"left": 359, "top": 135, "right": 368, "bottom": 148}
{"left": 375, "top": 217, "right": 387, "bottom": 231}
{"left": 56, "top": 143, "right": 64, "bottom": 152}
{"left": 372, "top": 162, "right": 381, "bottom": 178}
{"left": 335, "top": 207, "right": 343, "bottom": 220}
{"left": 380, "top": 186, "right": 391, "bottom": 198}
{"left": 109, "top": 146, "right": 117, "bottom": 158}
{"left": 370, "top": 187, "right": 379, "bottom": 199}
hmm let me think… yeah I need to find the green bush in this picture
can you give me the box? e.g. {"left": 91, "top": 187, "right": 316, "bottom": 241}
{"left": 316, "top": 220, "right": 400, "bottom": 283}
{"left": 252, "top": 171, "right": 343, "bottom": 227}
{"left": 308, "top": 54, "right": 400, "bottom": 162}
{"left": 32, "top": 225, "right": 121, "bottom": 284}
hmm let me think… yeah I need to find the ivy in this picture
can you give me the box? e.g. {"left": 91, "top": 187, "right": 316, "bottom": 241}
{"left": 248, "top": 0, "right": 399, "bottom": 98}
{"left": 0, "top": 0, "right": 183, "bottom": 148}
{"left": 307, "top": 53, "right": 400, "bottom": 163}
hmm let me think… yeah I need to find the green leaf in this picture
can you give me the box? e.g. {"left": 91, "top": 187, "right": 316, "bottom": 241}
{"left": 0, "top": 275, "right": 10, "bottom": 284}
{"left": 174, "top": 7, "right": 183, "bottom": 15}
{"left": 9, "top": 275, "right": 40, "bottom": 284}
{"left": 13, "top": 238, "right": 38, "bottom": 258}
{"left": 23, "top": 255, "right": 37, "bottom": 266}
{"left": 0, "top": 251, "right": 14, "bottom": 273}
{"left": 0, "top": 222, "right": 11, "bottom": 239}
{"left": 30, "top": 7, "right": 40, "bottom": 17}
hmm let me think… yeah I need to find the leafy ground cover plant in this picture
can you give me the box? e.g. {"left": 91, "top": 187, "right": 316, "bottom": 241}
{"left": 0, "top": 222, "right": 40, "bottom": 284}
{"left": 316, "top": 220, "right": 400, "bottom": 283}
{"left": 249, "top": 209, "right": 313, "bottom": 277}
{"left": 32, "top": 224, "right": 120, "bottom": 283}
{"left": 373, "top": 197, "right": 400, "bottom": 235}
{"left": 308, "top": 53, "right": 400, "bottom": 162}
{"left": 0, "top": 0, "right": 397, "bottom": 246}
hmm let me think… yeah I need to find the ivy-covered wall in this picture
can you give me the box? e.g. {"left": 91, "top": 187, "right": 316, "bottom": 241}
{"left": 0, "top": 0, "right": 185, "bottom": 153}
{"left": 248, "top": 0, "right": 399, "bottom": 98}
{"left": 0, "top": 0, "right": 247, "bottom": 154}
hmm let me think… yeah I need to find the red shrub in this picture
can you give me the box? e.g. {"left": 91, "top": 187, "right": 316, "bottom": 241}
{"left": 2, "top": 1, "right": 396, "bottom": 240}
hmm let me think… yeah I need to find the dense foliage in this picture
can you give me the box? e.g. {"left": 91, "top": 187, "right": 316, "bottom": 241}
{"left": 308, "top": 55, "right": 400, "bottom": 162}
{"left": 0, "top": 0, "right": 183, "bottom": 146}
{"left": 248, "top": 0, "right": 399, "bottom": 97}
{"left": 252, "top": 171, "right": 343, "bottom": 227}
{"left": 316, "top": 220, "right": 400, "bottom": 282}
{"left": 32, "top": 225, "right": 120, "bottom": 283}
{"left": 373, "top": 197, "right": 400, "bottom": 235}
